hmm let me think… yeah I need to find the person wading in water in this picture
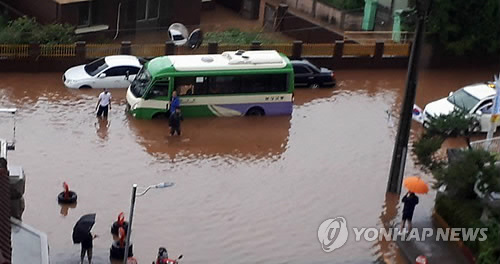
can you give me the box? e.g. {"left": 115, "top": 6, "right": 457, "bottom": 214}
{"left": 95, "top": 89, "right": 111, "bottom": 118}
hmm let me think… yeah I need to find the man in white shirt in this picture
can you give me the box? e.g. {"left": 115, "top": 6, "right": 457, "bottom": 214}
{"left": 95, "top": 89, "right": 112, "bottom": 118}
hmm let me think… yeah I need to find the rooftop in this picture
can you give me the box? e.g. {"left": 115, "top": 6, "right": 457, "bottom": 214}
{"left": 167, "top": 50, "right": 288, "bottom": 72}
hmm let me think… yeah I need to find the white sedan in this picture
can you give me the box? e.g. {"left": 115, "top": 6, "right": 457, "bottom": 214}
{"left": 63, "top": 55, "right": 145, "bottom": 89}
{"left": 423, "top": 83, "right": 497, "bottom": 132}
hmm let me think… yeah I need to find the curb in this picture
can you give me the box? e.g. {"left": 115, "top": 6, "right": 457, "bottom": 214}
{"left": 432, "top": 210, "right": 476, "bottom": 264}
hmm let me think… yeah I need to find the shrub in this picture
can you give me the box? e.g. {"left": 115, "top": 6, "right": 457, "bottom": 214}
{"left": 412, "top": 134, "right": 445, "bottom": 171}
{"left": 204, "top": 28, "right": 275, "bottom": 44}
{"left": 425, "top": 109, "right": 477, "bottom": 139}
{"left": 0, "top": 16, "right": 76, "bottom": 44}
{"left": 434, "top": 149, "right": 499, "bottom": 199}
{"left": 435, "top": 196, "right": 484, "bottom": 251}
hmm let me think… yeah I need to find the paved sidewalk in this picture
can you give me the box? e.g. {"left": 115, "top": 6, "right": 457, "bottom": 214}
{"left": 395, "top": 216, "right": 472, "bottom": 264}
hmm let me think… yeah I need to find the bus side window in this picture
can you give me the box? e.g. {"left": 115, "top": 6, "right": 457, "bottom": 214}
{"left": 271, "top": 74, "right": 287, "bottom": 92}
{"left": 175, "top": 77, "right": 197, "bottom": 96}
{"left": 194, "top": 76, "right": 208, "bottom": 95}
{"left": 209, "top": 76, "right": 241, "bottom": 94}
{"left": 149, "top": 82, "right": 169, "bottom": 98}
{"left": 241, "top": 75, "right": 271, "bottom": 93}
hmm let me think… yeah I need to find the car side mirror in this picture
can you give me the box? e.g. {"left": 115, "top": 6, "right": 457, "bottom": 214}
{"left": 98, "top": 73, "right": 106, "bottom": 79}
{"left": 125, "top": 70, "right": 130, "bottom": 80}
{"left": 448, "top": 92, "right": 453, "bottom": 96}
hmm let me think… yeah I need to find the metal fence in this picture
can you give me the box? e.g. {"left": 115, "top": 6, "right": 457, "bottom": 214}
{"left": 383, "top": 44, "right": 411, "bottom": 57}
{"left": 0, "top": 42, "right": 411, "bottom": 58}
{"left": 261, "top": 44, "right": 293, "bottom": 56}
{"left": 40, "top": 44, "right": 76, "bottom": 57}
{"left": 0, "top": 45, "right": 29, "bottom": 58}
{"left": 343, "top": 43, "right": 375, "bottom": 56}
{"left": 302, "top": 43, "right": 335, "bottom": 57}
{"left": 131, "top": 44, "right": 164, "bottom": 58}
{"left": 344, "top": 31, "right": 414, "bottom": 44}
{"left": 470, "top": 136, "right": 500, "bottom": 154}
{"left": 86, "top": 44, "right": 121, "bottom": 59}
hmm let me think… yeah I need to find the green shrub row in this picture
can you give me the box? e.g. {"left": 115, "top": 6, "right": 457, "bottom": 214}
{"left": 436, "top": 196, "right": 500, "bottom": 263}
{"left": 204, "top": 29, "right": 275, "bottom": 44}
{"left": 0, "top": 16, "right": 76, "bottom": 44}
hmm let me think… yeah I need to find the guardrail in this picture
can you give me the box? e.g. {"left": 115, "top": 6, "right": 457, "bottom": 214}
{"left": 344, "top": 31, "right": 414, "bottom": 44}
{"left": 0, "top": 44, "right": 29, "bottom": 58}
{"left": 0, "top": 41, "right": 411, "bottom": 70}
{"left": 40, "top": 44, "right": 76, "bottom": 57}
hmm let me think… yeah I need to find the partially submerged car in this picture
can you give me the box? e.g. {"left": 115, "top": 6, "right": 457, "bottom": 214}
{"left": 291, "top": 59, "right": 336, "bottom": 88}
{"left": 423, "top": 83, "right": 498, "bottom": 132}
{"left": 63, "top": 55, "right": 145, "bottom": 89}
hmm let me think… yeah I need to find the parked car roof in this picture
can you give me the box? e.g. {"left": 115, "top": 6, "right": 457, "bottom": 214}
{"left": 104, "top": 55, "right": 142, "bottom": 68}
{"left": 463, "top": 83, "right": 496, "bottom": 100}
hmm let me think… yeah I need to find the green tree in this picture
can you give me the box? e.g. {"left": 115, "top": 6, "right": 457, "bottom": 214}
{"left": 433, "top": 149, "right": 500, "bottom": 199}
{"left": 0, "top": 16, "right": 76, "bottom": 44}
{"left": 426, "top": 0, "right": 500, "bottom": 56}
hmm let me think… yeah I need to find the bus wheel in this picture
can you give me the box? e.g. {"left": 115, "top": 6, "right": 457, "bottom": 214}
{"left": 246, "top": 107, "right": 265, "bottom": 116}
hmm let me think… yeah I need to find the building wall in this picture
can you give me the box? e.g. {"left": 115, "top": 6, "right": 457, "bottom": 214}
{"left": 171, "top": 0, "right": 201, "bottom": 26}
{"left": 280, "top": 11, "right": 344, "bottom": 43}
{"left": 215, "top": 0, "right": 243, "bottom": 12}
{"left": 3, "top": 0, "right": 58, "bottom": 23}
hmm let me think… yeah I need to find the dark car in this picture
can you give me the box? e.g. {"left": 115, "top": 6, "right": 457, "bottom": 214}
{"left": 291, "top": 60, "right": 336, "bottom": 88}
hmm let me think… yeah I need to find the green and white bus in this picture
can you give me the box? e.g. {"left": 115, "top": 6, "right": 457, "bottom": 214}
{"left": 126, "top": 50, "right": 294, "bottom": 119}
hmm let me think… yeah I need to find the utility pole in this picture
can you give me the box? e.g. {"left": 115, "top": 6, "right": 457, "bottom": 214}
{"left": 387, "top": 0, "right": 432, "bottom": 194}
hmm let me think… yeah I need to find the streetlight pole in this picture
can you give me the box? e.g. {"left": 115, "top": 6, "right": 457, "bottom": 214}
{"left": 123, "top": 182, "right": 174, "bottom": 264}
{"left": 123, "top": 184, "right": 137, "bottom": 264}
{"left": 387, "top": 0, "right": 432, "bottom": 194}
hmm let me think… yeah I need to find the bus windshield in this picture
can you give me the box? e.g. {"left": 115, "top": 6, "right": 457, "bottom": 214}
{"left": 130, "top": 67, "right": 152, "bottom": 98}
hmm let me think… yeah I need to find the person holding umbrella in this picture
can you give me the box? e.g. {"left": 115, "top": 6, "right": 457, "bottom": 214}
{"left": 401, "top": 191, "right": 419, "bottom": 232}
{"left": 73, "top": 214, "right": 98, "bottom": 264}
{"left": 401, "top": 176, "right": 428, "bottom": 232}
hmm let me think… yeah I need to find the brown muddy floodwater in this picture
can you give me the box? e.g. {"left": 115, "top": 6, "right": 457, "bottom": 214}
{"left": 0, "top": 68, "right": 498, "bottom": 264}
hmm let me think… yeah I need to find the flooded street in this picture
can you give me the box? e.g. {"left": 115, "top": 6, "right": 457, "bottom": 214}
{"left": 0, "top": 68, "right": 498, "bottom": 264}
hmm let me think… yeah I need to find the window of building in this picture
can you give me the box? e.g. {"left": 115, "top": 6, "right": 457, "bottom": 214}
{"left": 78, "top": 2, "right": 101, "bottom": 27}
{"left": 78, "top": 3, "right": 91, "bottom": 26}
{"left": 137, "top": 0, "right": 160, "bottom": 21}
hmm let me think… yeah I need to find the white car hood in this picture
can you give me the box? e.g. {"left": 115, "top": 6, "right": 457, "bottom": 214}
{"left": 64, "top": 65, "right": 91, "bottom": 80}
{"left": 424, "top": 97, "right": 457, "bottom": 118}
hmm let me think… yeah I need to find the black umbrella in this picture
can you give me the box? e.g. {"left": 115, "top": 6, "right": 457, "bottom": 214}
{"left": 72, "top": 213, "right": 96, "bottom": 244}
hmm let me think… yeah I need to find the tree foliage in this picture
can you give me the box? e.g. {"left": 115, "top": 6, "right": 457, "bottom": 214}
{"left": 426, "top": 0, "right": 500, "bottom": 56}
{"left": 434, "top": 149, "right": 500, "bottom": 199}
{"left": 0, "top": 16, "right": 76, "bottom": 44}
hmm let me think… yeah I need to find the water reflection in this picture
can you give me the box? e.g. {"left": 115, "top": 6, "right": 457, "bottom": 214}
{"left": 374, "top": 192, "right": 403, "bottom": 263}
{"left": 59, "top": 202, "right": 77, "bottom": 217}
{"left": 95, "top": 118, "right": 110, "bottom": 140}
{"left": 127, "top": 116, "right": 291, "bottom": 161}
